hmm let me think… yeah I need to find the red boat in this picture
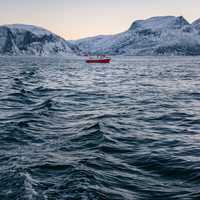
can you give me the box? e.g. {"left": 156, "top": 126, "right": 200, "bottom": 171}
{"left": 86, "top": 55, "right": 111, "bottom": 64}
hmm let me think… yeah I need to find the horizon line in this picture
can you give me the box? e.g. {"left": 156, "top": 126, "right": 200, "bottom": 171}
{"left": 0, "top": 15, "right": 199, "bottom": 40}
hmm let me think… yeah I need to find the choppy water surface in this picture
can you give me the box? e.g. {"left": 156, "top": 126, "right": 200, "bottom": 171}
{"left": 0, "top": 56, "right": 200, "bottom": 200}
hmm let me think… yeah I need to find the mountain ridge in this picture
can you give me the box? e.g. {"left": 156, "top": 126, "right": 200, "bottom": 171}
{"left": 1, "top": 16, "right": 200, "bottom": 56}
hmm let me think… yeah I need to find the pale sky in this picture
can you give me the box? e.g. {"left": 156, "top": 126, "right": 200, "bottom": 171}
{"left": 0, "top": 0, "right": 199, "bottom": 39}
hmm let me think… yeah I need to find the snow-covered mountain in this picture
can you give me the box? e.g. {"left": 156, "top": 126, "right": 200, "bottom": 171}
{"left": 0, "top": 24, "right": 75, "bottom": 56}
{"left": 75, "top": 16, "right": 200, "bottom": 56}
{"left": 1, "top": 16, "right": 200, "bottom": 56}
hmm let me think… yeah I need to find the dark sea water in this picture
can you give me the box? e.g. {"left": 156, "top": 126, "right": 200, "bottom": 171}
{"left": 0, "top": 56, "right": 200, "bottom": 200}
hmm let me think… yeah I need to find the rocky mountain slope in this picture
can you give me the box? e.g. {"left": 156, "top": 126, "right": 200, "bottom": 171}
{"left": 0, "top": 24, "right": 75, "bottom": 56}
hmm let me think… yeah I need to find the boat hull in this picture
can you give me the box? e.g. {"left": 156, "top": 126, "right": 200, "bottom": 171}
{"left": 86, "top": 59, "right": 111, "bottom": 64}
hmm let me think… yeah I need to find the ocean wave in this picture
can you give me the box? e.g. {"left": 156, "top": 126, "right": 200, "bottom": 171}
{"left": 1, "top": 56, "right": 200, "bottom": 199}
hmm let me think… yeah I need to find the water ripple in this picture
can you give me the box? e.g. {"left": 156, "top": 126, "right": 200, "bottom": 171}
{"left": 0, "top": 56, "right": 200, "bottom": 199}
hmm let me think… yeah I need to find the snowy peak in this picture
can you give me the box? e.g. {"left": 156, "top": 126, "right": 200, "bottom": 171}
{"left": 129, "top": 16, "right": 189, "bottom": 31}
{"left": 4, "top": 24, "right": 53, "bottom": 36}
{"left": 0, "top": 24, "right": 75, "bottom": 56}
